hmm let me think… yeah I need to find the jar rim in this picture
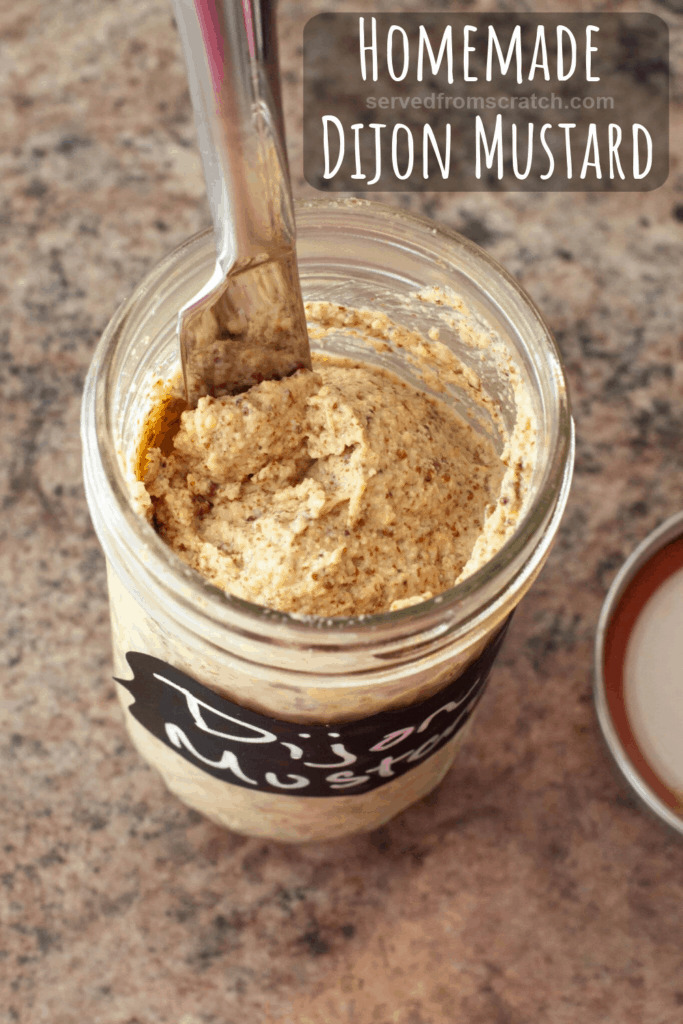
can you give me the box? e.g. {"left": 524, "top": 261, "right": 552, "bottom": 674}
{"left": 82, "top": 197, "right": 574, "bottom": 649}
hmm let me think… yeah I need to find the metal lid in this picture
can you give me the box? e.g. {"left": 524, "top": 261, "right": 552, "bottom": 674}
{"left": 594, "top": 510, "right": 683, "bottom": 836}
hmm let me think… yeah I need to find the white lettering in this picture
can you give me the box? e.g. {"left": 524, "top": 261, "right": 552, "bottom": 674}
{"left": 586, "top": 26, "right": 600, "bottom": 82}
{"left": 558, "top": 123, "right": 576, "bottom": 178}
{"left": 475, "top": 114, "right": 503, "bottom": 179}
{"left": 406, "top": 734, "right": 442, "bottom": 763}
{"left": 463, "top": 25, "right": 478, "bottom": 81}
{"left": 305, "top": 742, "right": 357, "bottom": 769}
{"left": 322, "top": 116, "right": 345, "bottom": 179}
{"left": 580, "top": 123, "right": 602, "bottom": 179}
{"left": 392, "top": 123, "right": 414, "bottom": 179}
{"left": 608, "top": 123, "right": 625, "bottom": 180}
{"left": 265, "top": 772, "right": 310, "bottom": 790}
{"left": 528, "top": 26, "right": 550, "bottom": 81}
{"left": 327, "top": 770, "right": 371, "bottom": 789}
{"left": 367, "top": 122, "right": 385, "bottom": 186}
{"left": 370, "top": 727, "right": 415, "bottom": 753}
{"left": 486, "top": 25, "right": 522, "bottom": 83}
{"left": 556, "top": 25, "right": 577, "bottom": 81}
{"left": 165, "top": 723, "right": 257, "bottom": 784}
{"left": 633, "top": 124, "right": 653, "bottom": 179}
{"left": 358, "top": 16, "right": 378, "bottom": 82}
{"left": 417, "top": 674, "right": 482, "bottom": 733}
{"left": 350, "top": 123, "right": 366, "bottom": 179}
{"left": 155, "top": 675, "right": 276, "bottom": 744}
{"left": 512, "top": 123, "right": 534, "bottom": 180}
{"left": 424, "top": 123, "right": 451, "bottom": 179}
{"left": 539, "top": 123, "right": 555, "bottom": 180}
{"left": 417, "top": 24, "right": 453, "bottom": 83}
{"left": 366, "top": 748, "right": 414, "bottom": 778}
{"left": 387, "top": 25, "right": 410, "bottom": 82}
{"left": 280, "top": 742, "right": 304, "bottom": 760}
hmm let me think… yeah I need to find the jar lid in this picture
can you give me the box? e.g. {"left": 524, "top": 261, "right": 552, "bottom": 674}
{"left": 594, "top": 511, "right": 683, "bottom": 836}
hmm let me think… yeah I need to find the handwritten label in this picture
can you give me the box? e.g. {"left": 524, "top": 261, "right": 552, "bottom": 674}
{"left": 116, "top": 619, "right": 510, "bottom": 797}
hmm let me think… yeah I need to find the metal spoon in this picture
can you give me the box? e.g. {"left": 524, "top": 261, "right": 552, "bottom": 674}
{"left": 171, "top": 0, "right": 311, "bottom": 404}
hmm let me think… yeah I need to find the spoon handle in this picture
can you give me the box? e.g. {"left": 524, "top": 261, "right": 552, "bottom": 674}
{"left": 171, "top": 0, "right": 294, "bottom": 271}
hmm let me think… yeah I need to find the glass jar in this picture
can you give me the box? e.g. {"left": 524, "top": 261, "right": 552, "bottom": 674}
{"left": 81, "top": 198, "right": 573, "bottom": 841}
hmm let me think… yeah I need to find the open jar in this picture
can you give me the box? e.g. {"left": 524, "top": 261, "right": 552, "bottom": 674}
{"left": 81, "top": 198, "right": 573, "bottom": 841}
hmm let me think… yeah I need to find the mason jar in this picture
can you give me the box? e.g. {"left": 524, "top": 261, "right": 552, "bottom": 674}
{"left": 81, "top": 198, "right": 573, "bottom": 842}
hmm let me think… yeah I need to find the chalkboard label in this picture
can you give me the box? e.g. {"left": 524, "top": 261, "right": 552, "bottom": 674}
{"left": 116, "top": 619, "right": 510, "bottom": 797}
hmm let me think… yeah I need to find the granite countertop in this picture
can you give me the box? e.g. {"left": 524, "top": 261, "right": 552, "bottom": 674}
{"left": 1, "top": 1, "right": 681, "bottom": 1022}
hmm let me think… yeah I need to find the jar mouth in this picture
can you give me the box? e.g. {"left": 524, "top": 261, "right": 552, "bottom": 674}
{"left": 83, "top": 198, "right": 574, "bottom": 647}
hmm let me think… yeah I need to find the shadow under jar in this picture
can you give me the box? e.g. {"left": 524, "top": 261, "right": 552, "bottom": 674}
{"left": 81, "top": 198, "right": 574, "bottom": 842}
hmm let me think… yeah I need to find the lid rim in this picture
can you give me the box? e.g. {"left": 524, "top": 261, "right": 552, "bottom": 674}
{"left": 594, "top": 509, "right": 683, "bottom": 837}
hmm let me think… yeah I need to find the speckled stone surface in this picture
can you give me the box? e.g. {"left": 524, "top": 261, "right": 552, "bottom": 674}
{"left": 1, "top": 1, "right": 682, "bottom": 1022}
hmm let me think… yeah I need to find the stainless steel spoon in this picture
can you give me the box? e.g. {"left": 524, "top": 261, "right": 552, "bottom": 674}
{"left": 171, "top": 0, "right": 311, "bottom": 404}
